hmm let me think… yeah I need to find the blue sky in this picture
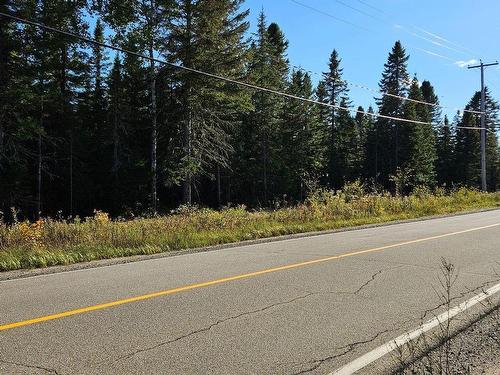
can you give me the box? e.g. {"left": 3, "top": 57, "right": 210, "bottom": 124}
{"left": 243, "top": 0, "right": 500, "bottom": 120}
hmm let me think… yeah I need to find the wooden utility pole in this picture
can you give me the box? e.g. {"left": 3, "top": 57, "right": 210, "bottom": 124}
{"left": 468, "top": 60, "right": 499, "bottom": 191}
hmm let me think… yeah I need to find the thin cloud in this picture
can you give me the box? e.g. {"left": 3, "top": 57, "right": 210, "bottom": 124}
{"left": 412, "top": 46, "right": 455, "bottom": 62}
{"left": 455, "top": 59, "right": 479, "bottom": 68}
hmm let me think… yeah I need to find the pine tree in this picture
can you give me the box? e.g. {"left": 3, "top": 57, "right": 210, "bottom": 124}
{"left": 400, "top": 78, "right": 436, "bottom": 189}
{"left": 26, "top": 0, "right": 89, "bottom": 216}
{"left": 103, "top": 0, "right": 172, "bottom": 213}
{"left": 0, "top": 0, "right": 38, "bottom": 217}
{"left": 420, "top": 80, "right": 441, "bottom": 124}
{"left": 454, "top": 89, "right": 499, "bottom": 189}
{"left": 436, "top": 115, "right": 455, "bottom": 187}
{"left": 371, "top": 41, "right": 410, "bottom": 188}
{"left": 277, "top": 70, "right": 314, "bottom": 200}
{"left": 232, "top": 11, "right": 288, "bottom": 205}
{"left": 90, "top": 19, "right": 108, "bottom": 128}
{"left": 168, "top": 0, "right": 250, "bottom": 205}
{"left": 330, "top": 98, "right": 359, "bottom": 187}
{"left": 105, "top": 55, "right": 125, "bottom": 211}
{"left": 354, "top": 106, "right": 370, "bottom": 179}
{"left": 322, "top": 49, "right": 348, "bottom": 188}
{"left": 308, "top": 80, "right": 330, "bottom": 185}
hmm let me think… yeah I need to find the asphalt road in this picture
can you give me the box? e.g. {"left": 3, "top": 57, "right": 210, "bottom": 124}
{"left": 1, "top": 210, "right": 500, "bottom": 375}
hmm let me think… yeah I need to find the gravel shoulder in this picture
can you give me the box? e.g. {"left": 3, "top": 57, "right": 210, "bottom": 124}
{"left": 398, "top": 303, "right": 500, "bottom": 374}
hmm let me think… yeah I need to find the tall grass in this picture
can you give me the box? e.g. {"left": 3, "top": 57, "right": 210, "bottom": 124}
{"left": 1, "top": 186, "right": 499, "bottom": 271}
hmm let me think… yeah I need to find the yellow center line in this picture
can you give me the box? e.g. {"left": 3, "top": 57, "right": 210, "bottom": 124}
{"left": 1, "top": 222, "right": 499, "bottom": 332}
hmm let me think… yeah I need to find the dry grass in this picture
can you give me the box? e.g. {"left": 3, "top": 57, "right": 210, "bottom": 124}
{"left": 1, "top": 186, "right": 500, "bottom": 271}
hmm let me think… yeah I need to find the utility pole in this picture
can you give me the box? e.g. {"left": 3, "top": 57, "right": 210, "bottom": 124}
{"left": 468, "top": 60, "right": 498, "bottom": 191}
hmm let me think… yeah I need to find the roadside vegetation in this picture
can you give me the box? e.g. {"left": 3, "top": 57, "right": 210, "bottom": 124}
{"left": 1, "top": 185, "right": 500, "bottom": 272}
{"left": 392, "top": 259, "right": 500, "bottom": 375}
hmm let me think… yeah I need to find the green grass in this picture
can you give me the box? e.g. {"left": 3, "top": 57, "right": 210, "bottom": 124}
{"left": 1, "top": 186, "right": 500, "bottom": 272}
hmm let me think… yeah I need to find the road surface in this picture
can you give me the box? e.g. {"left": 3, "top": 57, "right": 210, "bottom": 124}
{"left": 1, "top": 210, "right": 500, "bottom": 374}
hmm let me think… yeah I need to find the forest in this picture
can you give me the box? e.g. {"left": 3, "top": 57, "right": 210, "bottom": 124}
{"left": 1, "top": 0, "right": 499, "bottom": 220}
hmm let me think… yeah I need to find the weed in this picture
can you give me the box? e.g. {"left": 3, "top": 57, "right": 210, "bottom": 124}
{"left": 1, "top": 188, "right": 500, "bottom": 272}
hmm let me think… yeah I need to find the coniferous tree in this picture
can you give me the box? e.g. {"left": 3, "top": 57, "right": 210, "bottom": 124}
{"left": 400, "top": 78, "right": 436, "bottom": 189}
{"left": 0, "top": 0, "right": 38, "bottom": 217}
{"left": 330, "top": 98, "right": 360, "bottom": 187}
{"left": 354, "top": 106, "right": 371, "bottom": 179}
{"left": 436, "top": 115, "right": 455, "bottom": 187}
{"left": 233, "top": 12, "right": 288, "bottom": 205}
{"left": 104, "top": 0, "right": 172, "bottom": 212}
{"left": 454, "top": 89, "right": 499, "bottom": 189}
{"left": 420, "top": 80, "right": 441, "bottom": 125}
{"left": 323, "top": 49, "right": 348, "bottom": 187}
{"left": 3, "top": 0, "right": 500, "bottom": 222}
{"left": 27, "top": 0, "right": 89, "bottom": 217}
{"left": 308, "top": 80, "right": 330, "bottom": 185}
{"left": 278, "top": 70, "right": 314, "bottom": 200}
{"left": 106, "top": 54, "right": 125, "bottom": 211}
{"left": 371, "top": 41, "right": 410, "bottom": 188}
{"left": 168, "top": 0, "right": 250, "bottom": 205}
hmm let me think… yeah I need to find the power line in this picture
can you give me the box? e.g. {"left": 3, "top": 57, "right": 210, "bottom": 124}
{"left": 468, "top": 60, "right": 499, "bottom": 191}
{"left": 354, "top": 0, "right": 480, "bottom": 59}
{"left": 334, "top": 0, "right": 385, "bottom": 23}
{"left": 355, "top": 0, "right": 389, "bottom": 16}
{"left": 290, "top": 64, "right": 484, "bottom": 115}
{"left": 315, "top": 0, "right": 469, "bottom": 60}
{"left": 295, "top": 0, "right": 482, "bottom": 71}
{"left": 0, "top": 11, "right": 445, "bottom": 128}
{"left": 457, "top": 126, "right": 496, "bottom": 134}
{"left": 289, "top": 0, "right": 375, "bottom": 33}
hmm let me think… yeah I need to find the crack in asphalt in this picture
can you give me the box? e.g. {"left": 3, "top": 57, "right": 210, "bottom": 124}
{"left": 362, "top": 258, "right": 495, "bottom": 278}
{"left": 108, "top": 292, "right": 315, "bottom": 365}
{"left": 419, "top": 278, "right": 500, "bottom": 322}
{"left": 0, "top": 359, "right": 60, "bottom": 374}
{"left": 286, "top": 328, "right": 397, "bottom": 375}
{"left": 353, "top": 270, "right": 384, "bottom": 295}
{"left": 294, "top": 267, "right": 396, "bottom": 298}
{"left": 109, "top": 269, "right": 393, "bottom": 366}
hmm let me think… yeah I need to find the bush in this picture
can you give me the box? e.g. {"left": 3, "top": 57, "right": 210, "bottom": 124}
{"left": 0, "top": 188, "right": 499, "bottom": 271}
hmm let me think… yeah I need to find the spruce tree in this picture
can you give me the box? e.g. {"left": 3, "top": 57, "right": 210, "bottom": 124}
{"left": 400, "top": 78, "right": 436, "bottom": 189}
{"left": 420, "top": 80, "right": 441, "bottom": 125}
{"left": 278, "top": 70, "right": 314, "bottom": 200}
{"left": 454, "top": 89, "right": 499, "bottom": 189}
{"left": 232, "top": 11, "right": 288, "bottom": 205}
{"left": 103, "top": 0, "right": 172, "bottom": 212}
{"left": 322, "top": 49, "right": 348, "bottom": 188}
{"left": 0, "top": 0, "right": 37, "bottom": 216}
{"left": 168, "top": 0, "right": 250, "bottom": 205}
{"left": 309, "top": 80, "right": 330, "bottom": 185}
{"left": 330, "top": 98, "right": 359, "bottom": 187}
{"left": 371, "top": 41, "right": 410, "bottom": 188}
{"left": 436, "top": 115, "right": 455, "bottom": 187}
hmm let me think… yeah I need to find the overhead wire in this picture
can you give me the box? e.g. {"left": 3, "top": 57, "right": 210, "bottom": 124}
{"left": 290, "top": 64, "right": 484, "bottom": 115}
{"left": 288, "top": 0, "right": 495, "bottom": 121}
{"left": 289, "top": 0, "right": 375, "bottom": 33}
{"left": 0, "top": 11, "right": 445, "bottom": 128}
{"left": 324, "top": 0, "right": 469, "bottom": 60}
{"left": 289, "top": 0, "right": 473, "bottom": 84}
{"left": 353, "top": 0, "right": 480, "bottom": 59}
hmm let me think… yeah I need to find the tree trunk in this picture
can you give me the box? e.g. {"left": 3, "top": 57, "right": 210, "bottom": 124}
{"left": 217, "top": 164, "right": 221, "bottom": 208}
{"left": 60, "top": 44, "right": 72, "bottom": 216}
{"left": 183, "top": 103, "right": 192, "bottom": 205}
{"left": 69, "top": 131, "right": 73, "bottom": 216}
{"left": 263, "top": 140, "right": 268, "bottom": 204}
{"left": 37, "top": 113, "right": 42, "bottom": 220}
{"left": 149, "top": 46, "right": 157, "bottom": 214}
{"left": 182, "top": 0, "right": 193, "bottom": 205}
{"left": 112, "top": 105, "right": 120, "bottom": 174}
{"left": 0, "top": 121, "right": 3, "bottom": 158}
